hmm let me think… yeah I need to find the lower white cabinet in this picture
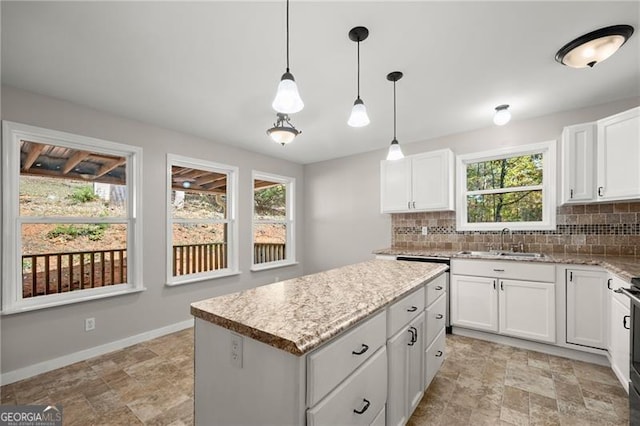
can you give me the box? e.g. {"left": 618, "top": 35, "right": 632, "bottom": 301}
{"left": 566, "top": 269, "right": 608, "bottom": 349}
{"left": 451, "top": 260, "right": 556, "bottom": 343}
{"left": 425, "top": 328, "right": 446, "bottom": 387}
{"left": 387, "top": 312, "right": 425, "bottom": 426}
{"left": 608, "top": 276, "right": 631, "bottom": 391}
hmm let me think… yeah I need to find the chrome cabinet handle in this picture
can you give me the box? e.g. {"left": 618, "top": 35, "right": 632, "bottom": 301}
{"left": 607, "top": 279, "right": 613, "bottom": 290}
{"left": 435, "top": 286, "right": 443, "bottom": 291}
{"left": 624, "top": 315, "right": 631, "bottom": 330}
{"left": 412, "top": 201, "right": 416, "bottom": 208}
{"left": 493, "top": 280, "right": 496, "bottom": 290}
{"left": 436, "top": 314, "right": 444, "bottom": 319}
{"left": 598, "top": 186, "right": 604, "bottom": 197}
{"left": 353, "top": 398, "right": 371, "bottom": 415}
{"left": 435, "top": 351, "right": 443, "bottom": 357}
{"left": 407, "top": 306, "right": 418, "bottom": 312}
{"left": 408, "top": 326, "right": 417, "bottom": 346}
{"left": 408, "top": 201, "right": 411, "bottom": 209}
{"left": 352, "top": 344, "right": 369, "bottom": 356}
{"left": 493, "top": 269, "right": 505, "bottom": 272}
{"left": 500, "top": 281, "right": 504, "bottom": 291}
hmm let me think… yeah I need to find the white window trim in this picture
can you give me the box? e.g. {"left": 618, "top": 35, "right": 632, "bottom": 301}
{"left": 1, "top": 121, "right": 144, "bottom": 314}
{"left": 250, "top": 171, "right": 296, "bottom": 271}
{"left": 165, "top": 154, "right": 239, "bottom": 286}
{"left": 455, "top": 140, "right": 557, "bottom": 231}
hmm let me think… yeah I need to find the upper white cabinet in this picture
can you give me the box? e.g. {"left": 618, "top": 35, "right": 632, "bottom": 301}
{"left": 597, "top": 107, "right": 640, "bottom": 201}
{"left": 561, "top": 106, "right": 640, "bottom": 204}
{"left": 561, "top": 123, "right": 596, "bottom": 203}
{"left": 380, "top": 149, "right": 454, "bottom": 213}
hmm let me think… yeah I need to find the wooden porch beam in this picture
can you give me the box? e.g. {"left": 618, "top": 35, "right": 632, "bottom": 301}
{"left": 62, "top": 150, "right": 90, "bottom": 175}
{"left": 95, "top": 157, "right": 126, "bottom": 179}
{"left": 21, "top": 143, "right": 45, "bottom": 171}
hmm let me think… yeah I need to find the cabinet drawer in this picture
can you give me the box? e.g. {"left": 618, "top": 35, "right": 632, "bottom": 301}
{"left": 307, "top": 346, "right": 387, "bottom": 426}
{"left": 307, "top": 311, "right": 386, "bottom": 407}
{"left": 452, "top": 259, "right": 555, "bottom": 282}
{"left": 426, "top": 273, "right": 447, "bottom": 306}
{"left": 388, "top": 287, "right": 425, "bottom": 337}
{"left": 425, "top": 294, "right": 446, "bottom": 347}
{"left": 425, "top": 329, "right": 445, "bottom": 388}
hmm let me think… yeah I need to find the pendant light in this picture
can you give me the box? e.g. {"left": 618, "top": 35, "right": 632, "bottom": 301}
{"left": 267, "top": 113, "right": 302, "bottom": 145}
{"left": 272, "top": 0, "right": 304, "bottom": 114}
{"left": 555, "top": 25, "right": 634, "bottom": 68}
{"left": 386, "top": 71, "right": 405, "bottom": 161}
{"left": 493, "top": 104, "right": 511, "bottom": 126}
{"left": 347, "top": 26, "right": 370, "bottom": 127}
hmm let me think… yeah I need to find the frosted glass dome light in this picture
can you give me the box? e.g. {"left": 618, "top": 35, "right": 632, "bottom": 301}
{"left": 493, "top": 104, "right": 511, "bottom": 126}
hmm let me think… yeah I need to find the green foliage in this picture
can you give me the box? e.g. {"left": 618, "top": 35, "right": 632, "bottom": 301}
{"left": 47, "top": 223, "right": 109, "bottom": 241}
{"left": 254, "top": 184, "right": 286, "bottom": 217}
{"left": 68, "top": 186, "right": 98, "bottom": 203}
{"left": 466, "top": 154, "right": 543, "bottom": 223}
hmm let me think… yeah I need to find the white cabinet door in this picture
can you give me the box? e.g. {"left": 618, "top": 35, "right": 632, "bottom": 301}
{"left": 597, "top": 107, "right": 640, "bottom": 201}
{"left": 411, "top": 149, "right": 454, "bottom": 211}
{"left": 386, "top": 313, "right": 425, "bottom": 426}
{"left": 451, "top": 275, "right": 498, "bottom": 332}
{"left": 380, "top": 158, "right": 412, "bottom": 213}
{"left": 499, "top": 279, "right": 556, "bottom": 343}
{"left": 566, "top": 269, "right": 607, "bottom": 349}
{"left": 610, "top": 287, "right": 630, "bottom": 391}
{"left": 561, "top": 123, "right": 596, "bottom": 203}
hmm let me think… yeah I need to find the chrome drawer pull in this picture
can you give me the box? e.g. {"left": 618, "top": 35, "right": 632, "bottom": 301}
{"left": 407, "top": 327, "right": 417, "bottom": 346}
{"left": 353, "top": 398, "right": 371, "bottom": 415}
{"left": 435, "top": 351, "right": 443, "bottom": 357}
{"left": 493, "top": 269, "right": 505, "bottom": 272}
{"left": 435, "top": 314, "right": 444, "bottom": 319}
{"left": 435, "top": 286, "right": 443, "bottom": 290}
{"left": 352, "top": 344, "right": 369, "bottom": 356}
{"left": 407, "top": 306, "right": 418, "bottom": 312}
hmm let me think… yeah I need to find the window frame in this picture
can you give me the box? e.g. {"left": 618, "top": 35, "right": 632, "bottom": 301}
{"left": 455, "top": 141, "right": 557, "bottom": 231}
{"left": 1, "top": 121, "right": 144, "bottom": 314}
{"left": 165, "top": 154, "right": 239, "bottom": 286}
{"left": 251, "top": 171, "right": 296, "bottom": 271}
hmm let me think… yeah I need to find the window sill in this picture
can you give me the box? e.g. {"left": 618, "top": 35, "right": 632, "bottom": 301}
{"left": 165, "top": 270, "right": 241, "bottom": 286}
{"left": 2, "top": 285, "right": 146, "bottom": 315}
{"left": 250, "top": 260, "right": 299, "bottom": 272}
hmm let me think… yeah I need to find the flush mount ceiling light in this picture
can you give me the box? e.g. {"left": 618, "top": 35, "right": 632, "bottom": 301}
{"left": 386, "top": 71, "right": 405, "bottom": 161}
{"left": 347, "top": 26, "right": 370, "bottom": 128}
{"left": 555, "top": 25, "right": 634, "bottom": 68}
{"left": 272, "top": 0, "right": 304, "bottom": 114}
{"left": 267, "top": 113, "right": 302, "bottom": 145}
{"left": 493, "top": 104, "right": 511, "bottom": 126}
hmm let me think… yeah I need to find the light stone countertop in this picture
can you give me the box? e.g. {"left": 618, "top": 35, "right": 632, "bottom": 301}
{"left": 374, "top": 248, "right": 640, "bottom": 283}
{"left": 191, "top": 259, "right": 448, "bottom": 356}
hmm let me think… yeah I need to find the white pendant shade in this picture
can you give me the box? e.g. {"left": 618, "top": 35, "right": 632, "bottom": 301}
{"left": 272, "top": 73, "right": 304, "bottom": 114}
{"left": 386, "top": 140, "right": 404, "bottom": 161}
{"left": 268, "top": 128, "right": 298, "bottom": 145}
{"left": 493, "top": 105, "right": 511, "bottom": 126}
{"left": 347, "top": 99, "right": 370, "bottom": 127}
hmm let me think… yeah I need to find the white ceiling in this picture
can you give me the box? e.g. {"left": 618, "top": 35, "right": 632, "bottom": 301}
{"left": 2, "top": 1, "right": 639, "bottom": 164}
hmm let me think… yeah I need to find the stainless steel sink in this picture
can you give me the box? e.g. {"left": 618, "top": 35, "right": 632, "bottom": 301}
{"left": 457, "top": 250, "right": 545, "bottom": 258}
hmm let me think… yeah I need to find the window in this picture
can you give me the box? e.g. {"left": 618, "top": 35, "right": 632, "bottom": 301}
{"left": 166, "top": 154, "right": 238, "bottom": 285}
{"left": 456, "top": 141, "right": 556, "bottom": 231}
{"left": 252, "top": 171, "right": 295, "bottom": 270}
{"left": 2, "top": 121, "right": 143, "bottom": 313}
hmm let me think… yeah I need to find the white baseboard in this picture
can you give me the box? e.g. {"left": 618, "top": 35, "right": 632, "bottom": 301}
{"left": 451, "top": 327, "right": 610, "bottom": 366}
{"left": 1, "top": 318, "right": 194, "bottom": 385}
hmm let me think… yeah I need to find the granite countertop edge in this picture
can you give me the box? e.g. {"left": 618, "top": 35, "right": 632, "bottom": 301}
{"left": 374, "top": 248, "right": 640, "bottom": 283}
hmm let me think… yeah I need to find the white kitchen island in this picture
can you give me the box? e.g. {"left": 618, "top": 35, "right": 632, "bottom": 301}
{"left": 191, "top": 259, "right": 448, "bottom": 426}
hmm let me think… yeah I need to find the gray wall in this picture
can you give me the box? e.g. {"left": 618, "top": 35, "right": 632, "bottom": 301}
{"left": 303, "top": 97, "right": 640, "bottom": 274}
{"left": 1, "top": 86, "right": 305, "bottom": 373}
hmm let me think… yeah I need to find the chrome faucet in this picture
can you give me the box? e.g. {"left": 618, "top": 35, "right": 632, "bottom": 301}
{"left": 500, "top": 227, "right": 511, "bottom": 251}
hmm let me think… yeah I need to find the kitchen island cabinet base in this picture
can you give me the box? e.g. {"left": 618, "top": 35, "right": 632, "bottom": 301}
{"left": 194, "top": 318, "right": 306, "bottom": 426}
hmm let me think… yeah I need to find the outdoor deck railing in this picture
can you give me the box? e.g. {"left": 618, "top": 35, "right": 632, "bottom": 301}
{"left": 22, "top": 242, "right": 286, "bottom": 297}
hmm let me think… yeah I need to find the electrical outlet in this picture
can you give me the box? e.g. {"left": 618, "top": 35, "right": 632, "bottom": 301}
{"left": 230, "top": 333, "right": 243, "bottom": 368}
{"left": 421, "top": 226, "right": 429, "bottom": 236}
{"left": 85, "top": 317, "right": 96, "bottom": 332}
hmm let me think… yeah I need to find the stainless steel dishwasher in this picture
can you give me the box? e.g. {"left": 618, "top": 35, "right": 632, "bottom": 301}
{"left": 396, "top": 256, "right": 451, "bottom": 333}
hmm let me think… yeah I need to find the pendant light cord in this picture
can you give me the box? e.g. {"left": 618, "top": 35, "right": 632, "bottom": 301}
{"left": 286, "top": 0, "right": 290, "bottom": 73}
{"left": 356, "top": 40, "right": 360, "bottom": 98}
{"left": 393, "top": 81, "right": 397, "bottom": 139}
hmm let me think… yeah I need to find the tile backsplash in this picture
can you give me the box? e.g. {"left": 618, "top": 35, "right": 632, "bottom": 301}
{"left": 391, "top": 202, "right": 640, "bottom": 256}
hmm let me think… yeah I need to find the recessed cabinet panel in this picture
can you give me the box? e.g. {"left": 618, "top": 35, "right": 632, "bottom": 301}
{"left": 450, "top": 275, "right": 498, "bottom": 332}
{"left": 597, "top": 107, "right": 640, "bottom": 201}
{"left": 566, "top": 269, "right": 607, "bottom": 349}
{"left": 561, "top": 123, "right": 595, "bottom": 203}
{"left": 380, "top": 158, "right": 412, "bottom": 213}
{"left": 499, "top": 279, "right": 555, "bottom": 343}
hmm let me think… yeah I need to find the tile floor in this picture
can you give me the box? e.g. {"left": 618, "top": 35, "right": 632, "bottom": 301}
{"left": 0, "top": 329, "right": 629, "bottom": 425}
